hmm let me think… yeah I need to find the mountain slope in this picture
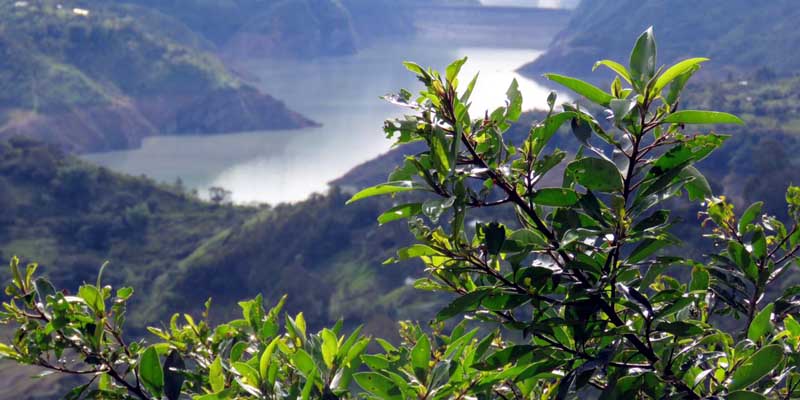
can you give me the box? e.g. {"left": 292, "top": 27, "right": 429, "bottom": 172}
{"left": 0, "top": 1, "right": 316, "bottom": 153}
{"left": 520, "top": 0, "right": 800, "bottom": 80}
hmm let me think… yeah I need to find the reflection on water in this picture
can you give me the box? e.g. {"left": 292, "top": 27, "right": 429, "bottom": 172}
{"left": 84, "top": 40, "right": 566, "bottom": 204}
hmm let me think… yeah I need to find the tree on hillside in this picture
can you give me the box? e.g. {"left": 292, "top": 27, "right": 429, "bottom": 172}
{"left": 2, "top": 28, "right": 800, "bottom": 399}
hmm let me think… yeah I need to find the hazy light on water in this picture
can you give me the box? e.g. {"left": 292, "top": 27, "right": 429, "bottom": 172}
{"left": 85, "top": 42, "right": 566, "bottom": 205}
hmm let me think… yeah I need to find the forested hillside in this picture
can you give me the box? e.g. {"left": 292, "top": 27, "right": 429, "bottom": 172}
{"left": 0, "top": 0, "right": 316, "bottom": 152}
{"left": 520, "top": 0, "right": 800, "bottom": 80}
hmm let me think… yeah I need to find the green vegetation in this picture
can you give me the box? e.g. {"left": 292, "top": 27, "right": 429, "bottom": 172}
{"left": 0, "top": 0, "right": 315, "bottom": 152}
{"left": 0, "top": 137, "right": 258, "bottom": 326}
{"left": 521, "top": 0, "right": 800, "bottom": 80}
{"left": 3, "top": 29, "right": 800, "bottom": 399}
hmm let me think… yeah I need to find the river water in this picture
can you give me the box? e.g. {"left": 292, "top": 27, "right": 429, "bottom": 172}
{"left": 84, "top": 40, "right": 565, "bottom": 204}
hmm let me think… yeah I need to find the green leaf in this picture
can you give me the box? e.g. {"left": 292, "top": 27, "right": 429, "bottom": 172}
{"left": 430, "top": 129, "right": 451, "bottom": 176}
{"left": 679, "top": 166, "right": 713, "bottom": 201}
{"left": 378, "top": 203, "right": 422, "bottom": 225}
{"left": 593, "top": 60, "right": 631, "bottom": 84}
{"left": 729, "top": 344, "right": 784, "bottom": 391}
{"left": 209, "top": 357, "right": 225, "bottom": 393}
{"left": 396, "top": 244, "right": 441, "bottom": 261}
{"left": 629, "top": 26, "right": 657, "bottom": 87}
{"left": 484, "top": 222, "right": 506, "bottom": 255}
{"left": 627, "top": 239, "right": 670, "bottom": 264}
{"left": 726, "top": 391, "right": 767, "bottom": 400}
{"left": 566, "top": 158, "right": 624, "bottom": 192}
{"left": 747, "top": 303, "right": 774, "bottom": 342}
{"left": 78, "top": 284, "right": 105, "bottom": 314}
{"left": 655, "top": 321, "right": 704, "bottom": 336}
{"left": 233, "top": 362, "right": 260, "bottom": 388}
{"left": 411, "top": 334, "right": 431, "bottom": 383}
{"left": 505, "top": 79, "right": 523, "bottom": 121}
{"left": 291, "top": 349, "right": 316, "bottom": 378}
{"left": 665, "top": 65, "right": 699, "bottom": 105}
{"left": 786, "top": 315, "right": 800, "bottom": 337}
{"left": 474, "top": 345, "right": 535, "bottom": 370}
{"left": 445, "top": 57, "right": 467, "bottom": 83}
{"left": 543, "top": 74, "right": 614, "bottom": 106}
{"left": 690, "top": 267, "right": 710, "bottom": 291}
{"left": 193, "top": 391, "right": 234, "bottom": 400}
{"left": 652, "top": 58, "right": 709, "bottom": 95}
{"left": 751, "top": 228, "right": 767, "bottom": 260}
{"left": 163, "top": 350, "right": 185, "bottom": 400}
{"left": 321, "top": 329, "right": 338, "bottom": 370}
{"left": 436, "top": 289, "right": 490, "bottom": 322}
{"left": 529, "top": 112, "right": 575, "bottom": 156}
{"left": 662, "top": 110, "right": 744, "bottom": 125}
{"left": 346, "top": 181, "right": 423, "bottom": 204}
{"left": 139, "top": 346, "right": 164, "bottom": 398}
{"left": 531, "top": 188, "right": 580, "bottom": 207}
{"left": 403, "top": 61, "right": 430, "bottom": 81}
{"left": 301, "top": 370, "right": 316, "bottom": 400}
{"left": 609, "top": 99, "right": 636, "bottom": 124}
{"left": 259, "top": 337, "right": 280, "bottom": 380}
{"left": 354, "top": 372, "right": 403, "bottom": 400}
{"left": 738, "top": 202, "right": 764, "bottom": 232}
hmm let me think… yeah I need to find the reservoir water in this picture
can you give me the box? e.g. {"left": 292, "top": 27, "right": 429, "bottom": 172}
{"left": 84, "top": 40, "right": 566, "bottom": 204}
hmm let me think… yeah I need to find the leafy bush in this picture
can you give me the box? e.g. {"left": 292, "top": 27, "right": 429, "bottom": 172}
{"left": 2, "top": 28, "right": 800, "bottom": 399}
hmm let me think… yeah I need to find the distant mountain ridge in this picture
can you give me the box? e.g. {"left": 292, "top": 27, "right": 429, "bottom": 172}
{"left": 520, "top": 0, "right": 800, "bottom": 81}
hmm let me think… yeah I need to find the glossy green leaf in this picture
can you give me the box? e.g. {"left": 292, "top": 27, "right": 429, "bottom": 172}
{"left": 690, "top": 267, "right": 710, "bottom": 291}
{"left": 627, "top": 239, "right": 670, "bottom": 264}
{"left": 209, "top": 357, "right": 225, "bottom": 393}
{"left": 531, "top": 188, "right": 580, "bottom": 207}
{"left": 726, "top": 391, "right": 767, "bottom": 400}
{"left": 436, "top": 289, "right": 490, "bottom": 322}
{"left": 321, "top": 329, "right": 338, "bottom": 370}
{"left": 738, "top": 202, "right": 764, "bottom": 232}
{"left": 566, "top": 158, "right": 623, "bottom": 192}
{"left": 665, "top": 64, "right": 699, "bottom": 105}
{"left": 259, "top": 337, "right": 280, "bottom": 380}
{"left": 346, "top": 181, "right": 423, "bottom": 204}
{"left": 506, "top": 79, "right": 523, "bottom": 121}
{"left": 655, "top": 321, "right": 704, "bottom": 336}
{"left": 292, "top": 349, "right": 316, "bottom": 378}
{"left": 729, "top": 344, "right": 784, "bottom": 391}
{"left": 410, "top": 334, "right": 431, "bottom": 383}
{"left": 378, "top": 203, "right": 422, "bottom": 225}
{"left": 354, "top": 372, "right": 403, "bottom": 400}
{"left": 233, "top": 362, "right": 260, "bottom": 387}
{"left": 445, "top": 57, "right": 467, "bottom": 83}
{"left": 543, "top": 74, "right": 614, "bottom": 106}
{"left": 629, "top": 26, "right": 657, "bottom": 87}
{"left": 529, "top": 112, "right": 575, "bottom": 156}
{"left": 139, "top": 346, "right": 164, "bottom": 398}
{"left": 593, "top": 59, "right": 632, "bottom": 84}
{"left": 652, "top": 58, "right": 709, "bottom": 95}
{"left": 662, "top": 110, "right": 744, "bottom": 125}
{"left": 78, "top": 284, "right": 104, "bottom": 313}
{"left": 747, "top": 303, "right": 774, "bottom": 342}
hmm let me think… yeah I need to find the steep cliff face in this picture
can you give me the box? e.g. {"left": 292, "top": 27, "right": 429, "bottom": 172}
{"left": 0, "top": 0, "right": 315, "bottom": 153}
{"left": 519, "top": 0, "right": 800, "bottom": 80}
